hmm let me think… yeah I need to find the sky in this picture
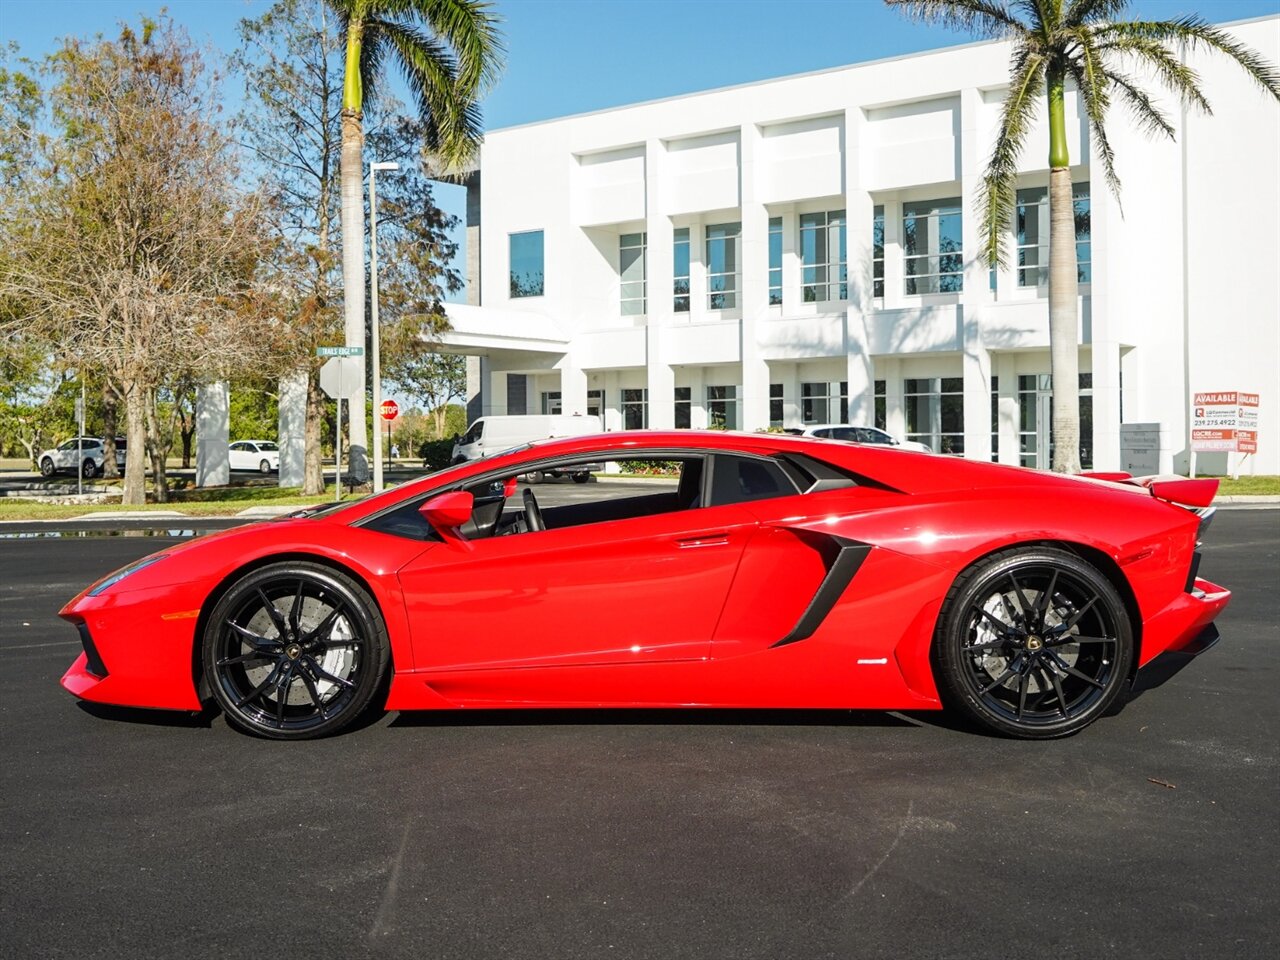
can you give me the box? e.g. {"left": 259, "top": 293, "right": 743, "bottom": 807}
{"left": 3, "top": 0, "right": 1278, "bottom": 285}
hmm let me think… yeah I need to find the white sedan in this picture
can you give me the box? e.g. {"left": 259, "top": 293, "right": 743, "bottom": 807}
{"left": 228, "top": 440, "right": 280, "bottom": 474}
{"left": 789, "top": 424, "right": 933, "bottom": 453}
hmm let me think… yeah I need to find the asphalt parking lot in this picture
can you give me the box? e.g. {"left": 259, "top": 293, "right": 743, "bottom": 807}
{"left": 1, "top": 508, "right": 1276, "bottom": 960}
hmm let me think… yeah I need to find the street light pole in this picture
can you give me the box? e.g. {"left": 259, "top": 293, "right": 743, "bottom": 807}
{"left": 369, "top": 160, "right": 400, "bottom": 494}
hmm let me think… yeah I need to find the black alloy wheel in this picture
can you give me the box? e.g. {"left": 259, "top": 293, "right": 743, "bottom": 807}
{"left": 40, "top": 458, "right": 55, "bottom": 478}
{"left": 933, "top": 547, "right": 1133, "bottom": 739}
{"left": 203, "top": 562, "right": 389, "bottom": 739}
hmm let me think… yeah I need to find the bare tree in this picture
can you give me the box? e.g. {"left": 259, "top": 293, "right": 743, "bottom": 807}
{"left": 0, "top": 18, "right": 273, "bottom": 503}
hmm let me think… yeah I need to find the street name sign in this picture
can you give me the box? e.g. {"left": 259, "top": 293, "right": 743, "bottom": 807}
{"left": 316, "top": 345, "right": 365, "bottom": 358}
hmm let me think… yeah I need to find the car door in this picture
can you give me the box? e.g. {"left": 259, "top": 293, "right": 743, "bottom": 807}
{"left": 228, "top": 442, "right": 247, "bottom": 471}
{"left": 398, "top": 478, "right": 759, "bottom": 673}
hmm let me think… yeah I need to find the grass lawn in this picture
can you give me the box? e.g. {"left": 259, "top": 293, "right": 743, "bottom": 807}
{"left": 1211, "top": 475, "right": 1280, "bottom": 496}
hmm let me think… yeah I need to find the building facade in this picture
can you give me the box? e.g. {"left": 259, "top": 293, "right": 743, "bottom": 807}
{"left": 443, "top": 16, "right": 1280, "bottom": 475}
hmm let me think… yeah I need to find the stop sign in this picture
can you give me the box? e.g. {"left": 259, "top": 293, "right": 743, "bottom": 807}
{"left": 379, "top": 399, "right": 399, "bottom": 422}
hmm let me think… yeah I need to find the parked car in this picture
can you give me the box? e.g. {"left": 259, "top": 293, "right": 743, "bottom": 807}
{"left": 37, "top": 437, "right": 126, "bottom": 479}
{"left": 229, "top": 440, "right": 280, "bottom": 474}
{"left": 59, "top": 429, "right": 1228, "bottom": 741}
{"left": 788, "top": 424, "right": 933, "bottom": 453}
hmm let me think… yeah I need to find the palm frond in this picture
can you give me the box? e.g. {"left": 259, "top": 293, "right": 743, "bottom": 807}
{"left": 1094, "top": 32, "right": 1210, "bottom": 112}
{"left": 375, "top": 18, "right": 480, "bottom": 168}
{"left": 1101, "top": 68, "right": 1175, "bottom": 139}
{"left": 1064, "top": 0, "right": 1131, "bottom": 26}
{"left": 1066, "top": 57, "right": 1120, "bottom": 205}
{"left": 358, "top": 29, "right": 386, "bottom": 114}
{"left": 979, "top": 44, "right": 1046, "bottom": 267}
{"left": 1096, "top": 16, "right": 1280, "bottom": 102}
{"left": 883, "top": 0, "right": 1025, "bottom": 38}
{"left": 1023, "top": 0, "right": 1059, "bottom": 32}
{"left": 375, "top": 0, "right": 505, "bottom": 92}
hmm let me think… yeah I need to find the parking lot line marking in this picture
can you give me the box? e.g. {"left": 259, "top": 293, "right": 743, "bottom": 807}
{"left": 2, "top": 640, "right": 80, "bottom": 651}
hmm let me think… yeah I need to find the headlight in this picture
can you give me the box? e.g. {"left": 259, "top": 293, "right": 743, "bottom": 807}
{"left": 87, "top": 554, "right": 169, "bottom": 597}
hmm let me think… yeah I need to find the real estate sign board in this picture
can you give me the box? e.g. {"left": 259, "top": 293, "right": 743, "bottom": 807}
{"left": 1191, "top": 391, "right": 1260, "bottom": 454}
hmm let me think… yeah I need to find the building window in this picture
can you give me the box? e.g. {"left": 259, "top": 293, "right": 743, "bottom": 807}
{"left": 706, "top": 385, "right": 739, "bottom": 429}
{"left": 674, "top": 386, "right": 691, "bottom": 428}
{"left": 620, "top": 232, "right": 646, "bottom": 316}
{"left": 509, "top": 230, "right": 544, "bottom": 298}
{"left": 800, "top": 210, "right": 847, "bottom": 302}
{"left": 874, "top": 379, "right": 886, "bottom": 431}
{"left": 991, "top": 375, "right": 999, "bottom": 463}
{"left": 622, "top": 388, "right": 648, "bottom": 429}
{"left": 673, "top": 228, "right": 690, "bottom": 313}
{"left": 768, "top": 217, "right": 783, "bottom": 305}
{"left": 769, "top": 383, "right": 784, "bottom": 426}
{"left": 873, "top": 206, "right": 885, "bottom": 299}
{"left": 800, "top": 381, "right": 848, "bottom": 424}
{"left": 543, "top": 390, "right": 604, "bottom": 419}
{"left": 706, "top": 222, "right": 741, "bottom": 310}
{"left": 903, "top": 199, "right": 962, "bottom": 295}
{"left": 1015, "top": 183, "right": 1092, "bottom": 287}
{"left": 905, "top": 377, "right": 964, "bottom": 454}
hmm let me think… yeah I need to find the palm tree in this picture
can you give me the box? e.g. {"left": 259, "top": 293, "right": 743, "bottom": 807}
{"left": 328, "top": 0, "right": 503, "bottom": 477}
{"left": 886, "top": 0, "right": 1279, "bottom": 472}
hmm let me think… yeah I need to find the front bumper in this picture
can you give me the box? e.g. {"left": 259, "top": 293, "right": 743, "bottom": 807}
{"left": 59, "top": 584, "right": 207, "bottom": 711}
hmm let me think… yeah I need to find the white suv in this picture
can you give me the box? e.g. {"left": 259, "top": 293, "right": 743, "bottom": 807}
{"left": 788, "top": 424, "right": 933, "bottom": 453}
{"left": 37, "top": 437, "right": 127, "bottom": 479}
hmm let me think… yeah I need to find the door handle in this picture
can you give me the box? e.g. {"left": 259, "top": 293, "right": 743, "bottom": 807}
{"left": 676, "top": 532, "right": 731, "bottom": 548}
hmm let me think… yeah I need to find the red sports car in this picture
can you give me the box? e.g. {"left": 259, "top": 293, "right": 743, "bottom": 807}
{"left": 59, "top": 431, "right": 1228, "bottom": 740}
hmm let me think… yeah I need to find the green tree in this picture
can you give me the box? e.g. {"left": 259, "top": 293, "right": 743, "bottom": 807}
{"left": 886, "top": 0, "right": 1280, "bottom": 472}
{"left": 328, "top": 0, "right": 502, "bottom": 478}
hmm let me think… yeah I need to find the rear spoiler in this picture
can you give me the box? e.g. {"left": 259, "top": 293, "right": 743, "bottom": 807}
{"left": 1079, "top": 472, "right": 1218, "bottom": 508}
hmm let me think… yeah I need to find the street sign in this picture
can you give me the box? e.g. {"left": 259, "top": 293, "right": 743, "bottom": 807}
{"left": 319, "top": 357, "right": 364, "bottom": 399}
{"left": 316, "top": 345, "right": 365, "bottom": 358}
{"left": 379, "top": 399, "right": 400, "bottom": 422}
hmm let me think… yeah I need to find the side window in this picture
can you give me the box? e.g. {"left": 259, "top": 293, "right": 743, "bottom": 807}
{"left": 708, "top": 455, "right": 798, "bottom": 506}
{"left": 810, "top": 428, "right": 832, "bottom": 439}
{"left": 828, "top": 427, "right": 858, "bottom": 442}
{"left": 462, "top": 422, "right": 484, "bottom": 445}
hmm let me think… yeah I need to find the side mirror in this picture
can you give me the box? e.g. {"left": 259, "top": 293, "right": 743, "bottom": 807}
{"left": 419, "top": 491, "right": 474, "bottom": 549}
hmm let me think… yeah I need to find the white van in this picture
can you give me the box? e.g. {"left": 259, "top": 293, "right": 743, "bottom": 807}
{"left": 451, "top": 414, "right": 604, "bottom": 481}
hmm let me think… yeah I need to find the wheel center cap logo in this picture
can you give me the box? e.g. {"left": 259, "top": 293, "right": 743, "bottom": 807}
{"left": 1026, "top": 636, "right": 1043, "bottom": 651}
{"left": 285, "top": 643, "right": 301, "bottom": 660}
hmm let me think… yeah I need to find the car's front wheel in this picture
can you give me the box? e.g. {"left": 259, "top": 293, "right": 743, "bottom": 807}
{"left": 932, "top": 547, "right": 1133, "bottom": 739}
{"left": 40, "top": 457, "right": 55, "bottom": 478}
{"left": 203, "top": 562, "right": 389, "bottom": 740}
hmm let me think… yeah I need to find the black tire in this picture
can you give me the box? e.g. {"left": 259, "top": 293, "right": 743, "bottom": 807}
{"left": 572, "top": 472, "right": 590, "bottom": 484}
{"left": 932, "top": 547, "right": 1133, "bottom": 739}
{"left": 82, "top": 459, "right": 99, "bottom": 479}
{"left": 203, "top": 561, "right": 389, "bottom": 740}
{"left": 40, "top": 457, "right": 55, "bottom": 478}
{"left": 259, "top": 459, "right": 272, "bottom": 475}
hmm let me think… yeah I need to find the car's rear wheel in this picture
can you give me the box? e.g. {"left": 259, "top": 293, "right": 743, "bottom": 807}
{"left": 259, "top": 459, "right": 272, "bottom": 474}
{"left": 572, "top": 472, "right": 590, "bottom": 484}
{"left": 82, "top": 459, "right": 99, "bottom": 479}
{"left": 932, "top": 547, "right": 1133, "bottom": 739}
{"left": 203, "top": 562, "right": 389, "bottom": 740}
{"left": 40, "top": 457, "right": 55, "bottom": 478}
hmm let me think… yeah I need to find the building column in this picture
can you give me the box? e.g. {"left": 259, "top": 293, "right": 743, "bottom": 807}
{"left": 780, "top": 207, "right": 801, "bottom": 310}
{"left": 688, "top": 366, "right": 707, "bottom": 429}
{"left": 997, "top": 352, "right": 1020, "bottom": 465}
{"left": 645, "top": 138, "right": 676, "bottom": 429}
{"left": 1092, "top": 340, "right": 1122, "bottom": 470}
{"left": 278, "top": 370, "right": 307, "bottom": 487}
{"left": 195, "top": 381, "right": 230, "bottom": 488}
{"left": 558, "top": 355, "right": 588, "bottom": 420}
{"left": 960, "top": 88, "right": 994, "bottom": 461}
{"left": 882, "top": 198, "right": 905, "bottom": 310}
{"left": 740, "top": 122, "right": 770, "bottom": 431}
{"left": 844, "top": 107, "right": 875, "bottom": 426}
{"left": 882, "top": 358, "right": 905, "bottom": 439}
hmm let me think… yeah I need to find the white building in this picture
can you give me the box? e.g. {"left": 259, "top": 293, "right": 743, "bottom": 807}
{"left": 443, "top": 15, "right": 1280, "bottom": 475}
